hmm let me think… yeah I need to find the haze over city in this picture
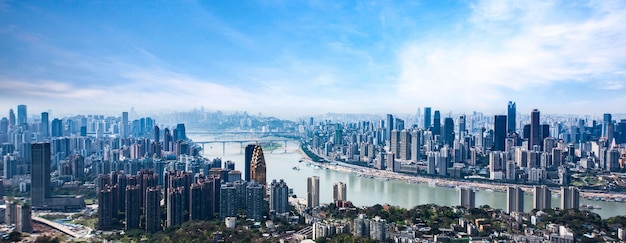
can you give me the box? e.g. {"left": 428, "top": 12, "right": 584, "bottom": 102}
{"left": 2, "top": 0, "right": 626, "bottom": 117}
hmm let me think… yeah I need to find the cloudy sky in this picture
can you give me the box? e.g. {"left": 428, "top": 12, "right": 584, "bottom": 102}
{"left": 1, "top": 0, "right": 625, "bottom": 118}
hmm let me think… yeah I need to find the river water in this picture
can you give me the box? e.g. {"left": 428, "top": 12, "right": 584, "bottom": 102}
{"left": 189, "top": 134, "right": 624, "bottom": 219}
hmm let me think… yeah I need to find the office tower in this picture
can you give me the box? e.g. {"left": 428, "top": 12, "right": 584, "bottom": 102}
{"left": 144, "top": 187, "right": 161, "bottom": 233}
{"left": 443, "top": 117, "right": 454, "bottom": 147}
{"left": 389, "top": 130, "right": 400, "bottom": 156}
{"left": 31, "top": 143, "right": 51, "bottom": 208}
{"left": 424, "top": 107, "right": 432, "bottom": 129}
{"left": 507, "top": 101, "right": 516, "bottom": 134}
{"left": 163, "top": 128, "right": 171, "bottom": 151}
{"left": 529, "top": 109, "right": 541, "bottom": 150}
{"left": 560, "top": 186, "right": 579, "bottom": 209}
{"left": 427, "top": 151, "right": 437, "bottom": 175}
{"left": 533, "top": 185, "right": 551, "bottom": 211}
{"left": 399, "top": 130, "right": 412, "bottom": 160}
{"left": 437, "top": 151, "right": 447, "bottom": 176}
{"left": 386, "top": 114, "right": 394, "bottom": 141}
{"left": 603, "top": 113, "right": 612, "bottom": 138}
{"left": 244, "top": 144, "right": 255, "bottom": 181}
{"left": 40, "top": 112, "right": 49, "bottom": 138}
{"left": 166, "top": 187, "right": 184, "bottom": 227}
{"left": 493, "top": 115, "right": 507, "bottom": 151}
{"left": 8, "top": 109, "right": 15, "bottom": 127}
{"left": 176, "top": 123, "right": 186, "bottom": 140}
{"left": 607, "top": 147, "right": 620, "bottom": 172}
{"left": 459, "top": 187, "right": 475, "bottom": 209}
{"left": 51, "top": 118, "right": 63, "bottom": 137}
{"left": 269, "top": 179, "right": 289, "bottom": 214}
{"left": 154, "top": 126, "right": 160, "bottom": 143}
{"left": 433, "top": 111, "right": 441, "bottom": 136}
{"left": 125, "top": 185, "right": 140, "bottom": 230}
{"left": 333, "top": 181, "right": 347, "bottom": 202}
{"left": 121, "top": 112, "right": 129, "bottom": 138}
{"left": 220, "top": 182, "right": 237, "bottom": 219}
{"left": 17, "top": 104, "right": 27, "bottom": 127}
{"left": 3, "top": 155, "right": 17, "bottom": 179}
{"left": 459, "top": 115, "right": 466, "bottom": 138}
{"left": 411, "top": 130, "right": 421, "bottom": 161}
{"left": 249, "top": 145, "right": 266, "bottom": 186}
{"left": 246, "top": 181, "right": 264, "bottom": 221}
{"left": 307, "top": 176, "right": 320, "bottom": 208}
{"left": 506, "top": 186, "right": 524, "bottom": 213}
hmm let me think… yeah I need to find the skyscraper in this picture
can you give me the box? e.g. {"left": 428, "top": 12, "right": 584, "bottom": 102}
{"left": 424, "top": 107, "right": 432, "bottom": 129}
{"left": 307, "top": 176, "right": 320, "bottom": 208}
{"left": 17, "top": 104, "right": 27, "bottom": 127}
{"left": 31, "top": 143, "right": 51, "bottom": 208}
{"left": 333, "top": 181, "right": 347, "bottom": 203}
{"left": 459, "top": 187, "right": 475, "bottom": 209}
{"left": 411, "top": 130, "right": 421, "bottom": 162}
{"left": 507, "top": 101, "right": 516, "bottom": 134}
{"left": 533, "top": 185, "right": 551, "bottom": 211}
{"left": 249, "top": 145, "right": 266, "bottom": 186}
{"left": 8, "top": 109, "right": 16, "bottom": 127}
{"left": 41, "top": 112, "right": 49, "bottom": 138}
{"left": 399, "top": 130, "right": 411, "bottom": 160}
{"left": 176, "top": 123, "right": 186, "bottom": 140}
{"left": 154, "top": 125, "right": 160, "bottom": 143}
{"left": 386, "top": 114, "right": 394, "bottom": 141}
{"left": 507, "top": 186, "right": 524, "bottom": 213}
{"left": 443, "top": 117, "right": 454, "bottom": 147}
{"left": 529, "top": 109, "right": 541, "bottom": 150}
{"left": 122, "top": 112, "right": 129, "bottom": 138}
{"left": 244, "top": 144, "right": 255, "bottom": 181}
{"left": 493, "top": 115, "right": 507, "bottom": 151}
{"left": 603, "top": 113, "right": 612, "bottom": 138}
{"left": 458, "top": 115, "right": 466, "bottom": 138}
{"left": 269, "top": 179, "right": 289, "bottom": 214}
{"left": 433, "top": 111, "right": 441, "bottom": 136}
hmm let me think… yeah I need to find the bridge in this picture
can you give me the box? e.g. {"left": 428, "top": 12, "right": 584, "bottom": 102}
{"left": 194, "top": 139, "right": 294, "bottom": 155}
{"left": 32, "top": 216, "right": 82, "bottom": 238}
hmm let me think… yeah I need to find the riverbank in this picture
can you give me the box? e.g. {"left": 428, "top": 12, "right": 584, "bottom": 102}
{"left": 297, "top": 148, "right": 626, "bottom": 202}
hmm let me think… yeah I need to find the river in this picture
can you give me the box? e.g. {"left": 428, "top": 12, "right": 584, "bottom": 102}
{"left": 189, "top": 133, "right": 625, "bottom": 219}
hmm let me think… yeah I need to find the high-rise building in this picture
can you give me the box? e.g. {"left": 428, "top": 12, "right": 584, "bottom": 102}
{"left": 154, "top": 126, "right": 160, "bottom": 143}
{"left": 307, "top": 176, "right": 320, "bottom": 208}
{"left": 41, "top": 112, "right": 49, "bottom": 138}
{"left": 51, "top": 118, "right": 63, "bottom": 137}
{"left": 175, "top": 123, "right": 186, "bottom": 140}
{"left": 399, "top": 130, "right": 411, "bottom": 160}
{"left": 17, "top": 104, "right": 27, "bottom": 127}
{"left": 603, "top": 113, "right": 612, "bottom": 138}
{"left": 507, "top": 186, "right": 524, "bottom": 213}
{"left": 533, "top": 185, "right": 551, "bottom": 211}
{"left": 459, "top": 187, "right": 475, "bottom": 209}
{"left": 333, "top": 181, "right": 347, "bottom": 203}
{"left": 411, "top": 130, "right": 421, "bottom": 162}
{"left": 370, "top": 216, "right": 387, "bottom": 241}
{"left": 125, "top": 185, "right": 140, "bottom": 230}
{"left": 166, "top": 187, "right": 184, "bottom": 227}
{"left": 220, "top": 182, "right": 237, "bottom": 219}
{"left": 122, "top": 112, "right": 129, "bottom": 138}
{"left": 493, "top": 115, "right": 507, "bottom": 151}
{"left": 560, "top": 186, "right": 579, "bottom": 210}
{"left": 433, "top": 111, "right": 441, "bottom": 136}
{"left": 31, "top": 143, "right": 51, "bottom": 208}
{"left": 443, "top": 117, "right": 454, "bottom": 147}
{"left": 458, "top": 115, "right": 466, "bottom": 138}
{"left": 246, "top": 181, "right": 264, "bottom": 221}
{"left": 144, "top": 186, "right": 161, "bottom": 233}
{"left": 386, "top": 114, "right": 394, "bottom": 141}
{"left": 244, "top": 144, "right": 255, "bottom": 181}
{"left": 269, "top": 179, "right": 289, "bottom": 214}
{"left": 249, "top": 145, "right": 266, "bottom": 186}
{"left": 424, "top": 107, "right": 432, "bottom": 129}
{"left": 8, "top": 109, "right": 16, "bottom": 127}
{"left": 389, "top": 130, "right": 400, "bottom": 156}
{"left": 529, "top": 109, "right": 541, "bottom": 150}
{"left": 507, "top": 101, "right": 516, "bottom": 134}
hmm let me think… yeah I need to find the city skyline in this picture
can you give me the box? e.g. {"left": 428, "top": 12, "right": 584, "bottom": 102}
{"left": 2, "top": 1, "right": 626, "bottom": 117}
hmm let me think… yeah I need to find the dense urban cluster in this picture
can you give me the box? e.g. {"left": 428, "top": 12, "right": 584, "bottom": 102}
{"left": 0, "top": 103, "right": 625, "bottom": 242}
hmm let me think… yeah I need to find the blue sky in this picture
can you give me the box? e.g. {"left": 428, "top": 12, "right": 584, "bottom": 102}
{"left": 1, "top": 0, "right": 625, "bottom": 118}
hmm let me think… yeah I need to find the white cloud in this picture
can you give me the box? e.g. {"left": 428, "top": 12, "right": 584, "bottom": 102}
{"left": 396, "top": 0, "right": 626, "bottom": 113}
